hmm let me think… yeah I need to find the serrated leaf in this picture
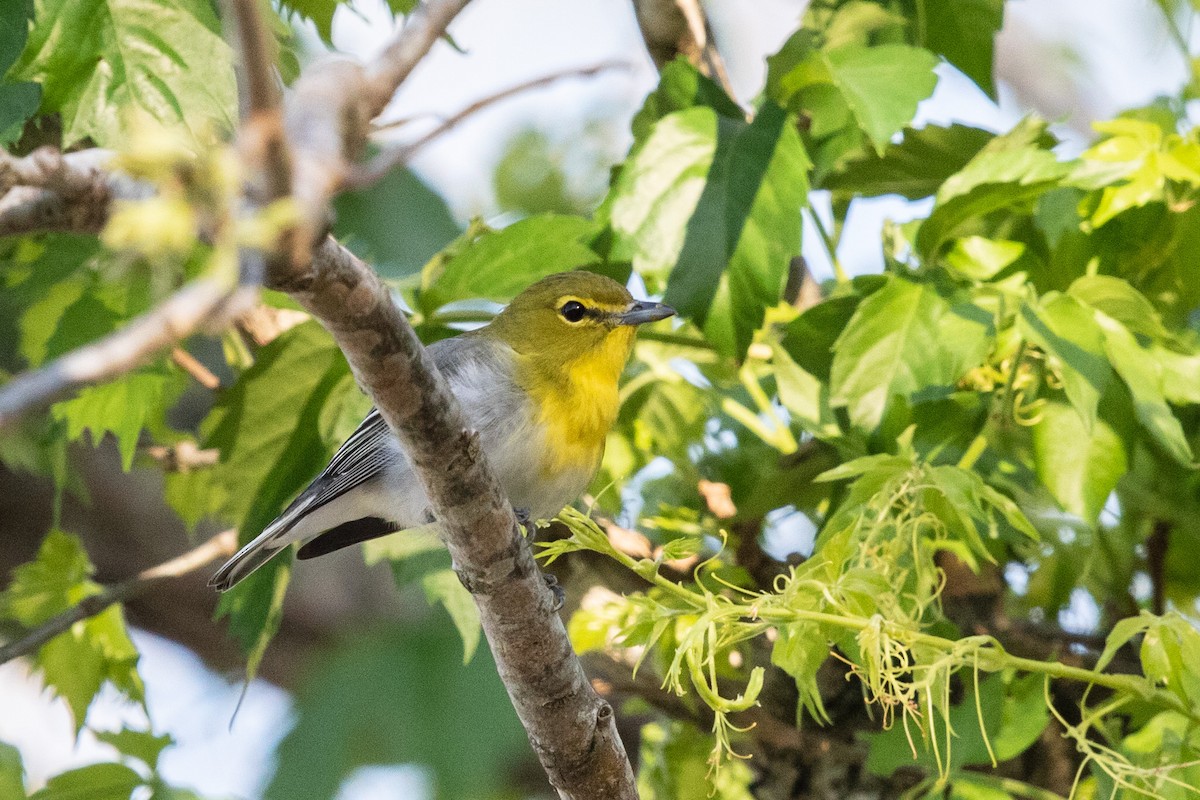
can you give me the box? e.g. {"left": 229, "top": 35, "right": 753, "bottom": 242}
{"left": 1096, "top": 613, "right": 1153, "bottom": 673}
{"left": 771, "top": 342, "right": 839, "bottom": 439}
{"left": 29, "top": 762, "right": 142, "bottom": 800}
{"left": 1018, "top": 294, "right": 1111, "bottom": 431}
{"left": 770, "top": 623, "right": 830, "bottom": 723}
{"left": 824, "top": 123, "right": 994, "bottom": 199}
{"left": 609, "top": 106, "right": 720, "bottom": 282}
{"left": 51, "top": 368, "right": 179, "bottom": 470}
{"left": 1, "top": 531, "right": 143, "bottom": 731}
{"left": 824, "top": 44, "right": 940, "bottom": 154}
{"left": 943, "top": 236, "right": 1024, "bottom": 281}
{"left": 829, "top": 277, "right": 991, "bottom": 430}
{"left": 202, "top": 321, "right": 351, "bottom": 678}
{"left": 93, "top": 727, "right": 173, "bottom": 770}
{"left": 421, "top": 569, "right": 482, "bottom": 664}
{"left": 420, "top": 214, "right": 600, "bottom": 313}
{"left": 13, "top": 0, "right": 237, "bottom": 147}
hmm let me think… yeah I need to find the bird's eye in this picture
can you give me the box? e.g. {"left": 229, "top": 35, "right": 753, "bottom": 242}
{"left": 559, "top": 301, "right": 586, "bottom": 323}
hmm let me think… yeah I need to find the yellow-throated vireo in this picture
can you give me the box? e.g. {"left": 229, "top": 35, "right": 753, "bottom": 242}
{"left": 209, "top": 271, "right": 674, "bottom": 591}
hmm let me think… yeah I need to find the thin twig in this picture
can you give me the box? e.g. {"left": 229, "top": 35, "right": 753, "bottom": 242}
{"left": 0, "top": 530, "right": 238, "bottom": 666}
{"left": 348, "top": 61, "right": 631, "bottom": 188}
{"left": 0, "top": 281, "right": 256, "bottom": 429}
{"left": 171, "top": 347, "right": 221, "bottom": 390}
{"left": 363, "top": 0, "right": 477, "bottom": 119}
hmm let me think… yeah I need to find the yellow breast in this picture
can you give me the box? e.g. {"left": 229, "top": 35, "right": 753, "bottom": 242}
{"left": 519, "top": 326, "right": 634, "bottom": 477}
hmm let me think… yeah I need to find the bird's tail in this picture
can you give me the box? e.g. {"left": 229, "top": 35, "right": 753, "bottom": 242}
{"left": 207, "top": 539, "right": 285, "bottom": 592}
{"left": 208, "top": 498, "right": 313, "bottom": 591}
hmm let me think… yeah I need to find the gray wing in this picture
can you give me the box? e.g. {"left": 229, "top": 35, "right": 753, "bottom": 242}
{"left": 284, "top": 334, "right": 494, "bottom": 518}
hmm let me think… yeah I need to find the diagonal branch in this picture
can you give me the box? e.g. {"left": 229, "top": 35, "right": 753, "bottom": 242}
{"left": 0, "top": 279, "right": 256, "bottom": 429}
{"left": 276, "top": 236, "right": 637, "bottom": 799}
{"left": 0, "top": 530, "right": 238, "bottom": 666}
{"left": 630, "top": 0, "right": 735, "bottom": 97}
{"left": 349, "top": 60, "right": 631, "bottom": 188}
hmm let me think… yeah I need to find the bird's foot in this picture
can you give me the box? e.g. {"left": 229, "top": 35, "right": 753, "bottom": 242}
{"left": 542, "top": 572, "right": 565, "bottom": 613}
{"left": 513, "top": 507, "right": 536, "bottom": 537}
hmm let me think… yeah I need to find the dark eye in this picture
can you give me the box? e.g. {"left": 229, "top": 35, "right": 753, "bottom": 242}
{"left": 560, "top": 301, "right": 586, "bottom": 322}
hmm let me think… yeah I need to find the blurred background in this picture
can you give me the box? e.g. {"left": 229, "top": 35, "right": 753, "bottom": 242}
{"left": 1, "top": 0, "right": 1196, "bottom": 797}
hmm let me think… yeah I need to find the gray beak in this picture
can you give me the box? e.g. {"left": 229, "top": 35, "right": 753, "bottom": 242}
{"left": 616, "top": 300, "right": 676, "bottom": 326}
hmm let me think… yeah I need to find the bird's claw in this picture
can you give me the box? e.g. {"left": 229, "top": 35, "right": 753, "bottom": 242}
{"left": 513, "top": 507, "right": 536, "bottom": 537}
{"left": 543, "top": 573, "right": 565, "bottom": 613}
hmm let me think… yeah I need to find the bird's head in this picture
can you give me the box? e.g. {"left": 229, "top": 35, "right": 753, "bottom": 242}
{"left": 483, "top": 271, "right": 675, "bottom": 377}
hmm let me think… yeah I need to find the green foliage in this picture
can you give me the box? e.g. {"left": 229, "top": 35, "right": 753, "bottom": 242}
{"left": 0, "top": 530, "right": 142, "bottom": 731}
{"left": 333, "top": 166, "right": 460, "bottom": 281}
{"left": 263, "top": 625, "right": 527, "bottom": 800}
{"left": 6, "top": 1, "right": 1200, "bottom": 797}
{"left": 12, "top": 0, "right": 237, "bottom": 146}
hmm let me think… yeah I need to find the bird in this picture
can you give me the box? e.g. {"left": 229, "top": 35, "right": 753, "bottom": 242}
{"left": 208, "top": 271, "right": 675, "bottom": 591}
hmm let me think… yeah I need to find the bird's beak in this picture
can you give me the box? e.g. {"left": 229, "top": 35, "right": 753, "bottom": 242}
{"left": 616, "top": 300, "right": 676, "bottom": 326}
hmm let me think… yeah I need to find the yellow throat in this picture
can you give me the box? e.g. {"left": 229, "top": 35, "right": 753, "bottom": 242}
{"left": 477, "top": 271, "right": 674, "bottom": 478}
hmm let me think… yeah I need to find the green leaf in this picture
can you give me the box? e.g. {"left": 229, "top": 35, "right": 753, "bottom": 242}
{"left": 263, "top": 625, "right": 528, "bottom": 800}
{"left": 1068, "top": 275, "right": 1169, "bottom": 340}
{"left": 917, "top": 0, "right": 1004, "bottom": 98}
{"left": 29, "top": 762, "right": 142, "bottom": 800}
{"left": 771, "top": 342, "right": 839, "bottom": 439}
{"left": 420, "top": 214, "right": 600, "bottom": 313}
{"left": 630, "top": 58, "right": 743, "bottom": 142}
{"left": 420, "top": 569, "right": 482, "bottom": 664}
{"left": 864, "top": 673, "right": 1005, "bottom": 774}
{"left": 1032, "top": 402, "right": 1128, "bottom": 525}
{"left": 201, "top": 321, "right": 351, "bottom": 677}
{"left": 943, "top": 236, "right": 1025, "bottom": 281}
{"left": 824, "top": 44, "right": 940, "bottom": 154}
{"left": 276, "top": 0, "right": 347, "bottom": 44}
{"left": 990, "top": 673, "right": 1049, "bottom": 760}
{"left": 0, "top": 530, "right": 143, "bottom": 731}
{"left": 781, "top": 294, "right": 863, "bottom": 381}
{"left": 12, "top": 0, "right": 237, "bottom": 146}
{"left": 1018, "top": 294, "right": 1111, "bottom": 431}
{"left": 1, "top": 529, "right": 92, "bottom": 624}
{"left": 1096, "top": 312, "right": 1194, "bottom": 465}
{"left": 93, "top": 727, "right": 173, "bottom": 770}
{"left": 0, "top": 0, "right": 39, "bottom": 143}
{"left": 609, "top": 106, "right": 720, "bottom": 282}
{"left": 917, "top": 120, "right": 1070, "bottom": 257}
{"left": 51, "top": 368, "right": 180, "bottom": 470}
{"left": 769, "top": 622, "right": 830, "bottom": 723}
{"left": 1096, "top": 613, "right": 1154, "bottom": 673}
{"left": 0, "top": 741, "right": 26, "bottom": 799}
{"left": 333, "top": 167, "right": 460, "bottom": 281}
{"left": 824, "top": 123, "right": 995, "bottom": 199}
{"left": 829, "top": 277, "right": 991, "bottom": 430}
{"left": 638, "top": 721, "right": 754, "bottom": 800}
{"left": 663, "top": 101, "right": 810, "bottom": 357}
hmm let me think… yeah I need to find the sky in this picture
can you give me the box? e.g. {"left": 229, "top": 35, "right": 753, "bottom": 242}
{"left": 2, "top": 1, "right": 1194, "bottom": 798}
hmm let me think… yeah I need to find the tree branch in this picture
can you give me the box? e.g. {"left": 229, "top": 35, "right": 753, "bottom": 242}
{"left": 0, "top": 529, "right": 237, "bottom": 666}
{"left": 630, "top": 0, "right": 735, "bottom": 98}
{"left": 276, "top": 236, "right": 637, "bottom": 799}
{"left": 0, "top": 280, "right": 257, "bottom": 430}
{"left": 349, "top": 60, "right": 631, "bottom": 188}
